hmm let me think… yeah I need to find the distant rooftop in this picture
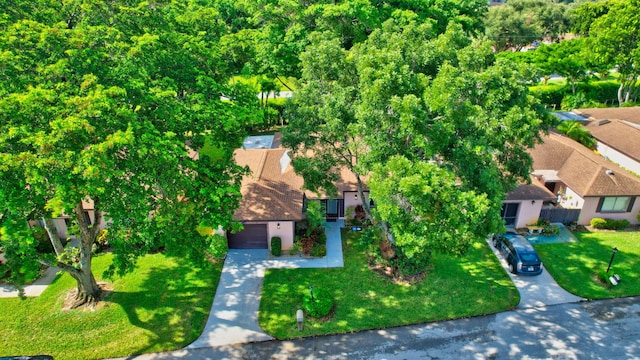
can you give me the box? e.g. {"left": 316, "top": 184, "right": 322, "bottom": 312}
{"left": 242, "top": 135, "right": 274, "bottom": 149}
{"left": 552, "top": 112, "right": 588, "bottom": 122}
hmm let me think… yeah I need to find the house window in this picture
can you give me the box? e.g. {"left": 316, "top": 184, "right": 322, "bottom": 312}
{"left": 369, "top": 199, "right": 375, "bottom": 208}
{"left": 597, "top": 197, "right": 635, "bottom": 213}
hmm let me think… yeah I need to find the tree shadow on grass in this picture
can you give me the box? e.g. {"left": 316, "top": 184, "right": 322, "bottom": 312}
{"left": 103, "top": 256, "right": 220, "bottom": 356}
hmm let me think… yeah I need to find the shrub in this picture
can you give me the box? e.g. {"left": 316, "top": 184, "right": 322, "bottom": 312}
{"left": 295, "top": 220, "right": 309, "bottom": 236}
{"left": 542, "top": 224, "right": 559, "bottom": 236}
{"left": 345, "top": 206, "right": 356, "bottom": 225}
{"left": 311, "top": 244, "right": 326, "bottom": 257}
{"left": 305, "top": 201, "right": 325, "bottom": 235}
{"left": 289, "top": 241, "right": 302, "bottom": 255}
{"left": 591, "top": 218, "right": 630, "bottom": 230}
{"left": 530, "top": 81, "right": 619, "bottom": 109}
{"left": 302, "top": 287, "right": 334, "bottom": 318}
{"left": 590, "top": 218, "right": 607, "bottom": 228}
{"left": 316, "top": 231, "right": 327, "bottom": 245}
{"left": 270, "top": 237, "right": 282, "bottom": 257}
{"left": 207, "top": 234, "right": 229, "bottom": 259}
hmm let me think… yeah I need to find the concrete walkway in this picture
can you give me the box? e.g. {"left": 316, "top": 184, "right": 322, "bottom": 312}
{"left": 186, "top": 220, "right": 344, "bottom": 348}
{"left": 0, "top": 266, "right": 60, "bottom": 298}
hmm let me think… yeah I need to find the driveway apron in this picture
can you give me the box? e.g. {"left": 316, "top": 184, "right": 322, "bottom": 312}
{"left": 187, "top": 220, "right": 345, "bottom": 348}
{"left": 488, "top": 229, "right": 584, "bottom": 309}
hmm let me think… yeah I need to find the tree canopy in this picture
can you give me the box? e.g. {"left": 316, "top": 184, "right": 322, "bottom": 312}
{"left": 485, "top": 0, "right": 569, "bottom": 52}
{"left": 284, "top": 15, "right": 554, "bottom": 270}
{"left": 0, "top": 0, "right": 261, "bottom": 305}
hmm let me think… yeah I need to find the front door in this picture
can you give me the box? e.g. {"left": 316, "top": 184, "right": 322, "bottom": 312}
{"left": 501, "top": 203, "right": 519, "bottom": 226}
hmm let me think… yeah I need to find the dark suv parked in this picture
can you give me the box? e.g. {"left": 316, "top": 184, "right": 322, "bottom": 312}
{"left": 493, "top": 232, "right": 543, "bottom": 276}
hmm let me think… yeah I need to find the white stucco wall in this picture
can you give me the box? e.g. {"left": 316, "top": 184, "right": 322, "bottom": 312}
{"left": 597, "top": 142, "right": 640, "bottom": 175}
{"left": 513, "top": 200, "right": 544, "bottom": 229}
{"left": 579, "top": 197, "right": 640, "bottom": 225}
{"left": 268, "top": 221, "right": 294, "bottom": 250}
{"left": 558, "top": 187, "right": 585, "bottom": 209}
{"left": 343, "top": 191, "right": 370, "bottom": 218}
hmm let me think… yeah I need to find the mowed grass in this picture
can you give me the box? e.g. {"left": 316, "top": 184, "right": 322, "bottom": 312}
{"left": 0, "top": 253, "right": 221, "bottom": 360}
{"left": 535, "top": 230, "right": 640, "bottom": 299}
{"left": 259, "top": 229, "right": 518, "bottom": 339}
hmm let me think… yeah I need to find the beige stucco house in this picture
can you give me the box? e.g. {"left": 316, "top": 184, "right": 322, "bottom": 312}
{"left": 528, "top": 132, "right": 640, "bottom": 226}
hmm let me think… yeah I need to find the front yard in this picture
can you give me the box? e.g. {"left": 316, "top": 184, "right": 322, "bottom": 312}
{"left": 0, "top": 253, "right": 221, "bottom": 360}
{"left": 535, "top": 230, "right": 640, "bottom": 299}
{"left": 259, "top": 229, "right": 519, "bottom": 339}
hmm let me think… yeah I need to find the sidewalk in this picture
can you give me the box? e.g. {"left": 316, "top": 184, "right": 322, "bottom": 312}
{"left": 0, "top": 266, "right": 60, "bottom": 298}
{"left": 186, "top": 220, "right": 345, "bottom": 348}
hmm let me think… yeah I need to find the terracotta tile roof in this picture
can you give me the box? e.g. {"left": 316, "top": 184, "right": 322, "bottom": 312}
{"left": 530, "top": 133, "right": 640, "bottom": 197}
{"left": 233, "top": 148, "right": 305, "bottom": 221}
{"left": 506, "top": 176, "right": 556, "bottom": 201}
{"left": 584, "top": 118, "right": 640, "bottom": 162}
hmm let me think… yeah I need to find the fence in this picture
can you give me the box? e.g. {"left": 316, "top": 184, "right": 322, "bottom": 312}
{"left": 539, "top": 208, "right": 581, "bottom": 224}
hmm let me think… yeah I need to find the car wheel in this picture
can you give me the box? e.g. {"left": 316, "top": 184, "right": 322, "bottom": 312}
{"left": 508, "top": 263, "right": 515, "bottom": 274}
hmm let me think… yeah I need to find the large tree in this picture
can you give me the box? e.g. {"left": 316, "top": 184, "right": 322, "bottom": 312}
{"left": 0, "top": 1, "right": 260, "bottom": 306}
{"left": 284, "top": 15, "right": 553, "bottom": 270}
{"left": 587, "top": 0, "right": 640, "bottom": 105}
{"left": 485, "top": 0, "right": 569, "bottom": 52}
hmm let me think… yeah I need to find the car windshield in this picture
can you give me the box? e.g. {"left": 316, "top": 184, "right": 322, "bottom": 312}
{"left": 520, "top": 252, "right": 540, "bottom": 262}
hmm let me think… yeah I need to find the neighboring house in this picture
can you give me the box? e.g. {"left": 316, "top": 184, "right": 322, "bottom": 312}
{"left": 528, "top": 132, "right": 640, "bottom": 226}
{"left": 228, "top": 134, "right": 368, "bottom": 251}
{"left": 574, "top": 107, "right": 640, "bottom": 175}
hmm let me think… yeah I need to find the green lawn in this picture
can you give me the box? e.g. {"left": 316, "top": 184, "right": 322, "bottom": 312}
{"left": 0, "top": 253, "right": 221, "bottom": 360}
{"left": 535, "top": 230, "right": 640, "bottom": 299}
{"left": 259, "top": 230, "right": 518, "bottom": 339}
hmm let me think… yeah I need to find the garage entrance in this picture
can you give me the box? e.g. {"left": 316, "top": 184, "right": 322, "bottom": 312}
{"left": 228, "top": 224, "right": 268, "bottom": 249}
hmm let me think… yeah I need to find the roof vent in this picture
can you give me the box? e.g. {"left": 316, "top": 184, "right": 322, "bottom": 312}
{"left": 606, "top": 169, "right": 615, "bottom": 175}
{"left": 598, "top": 119, "right": 611, "bottom": 126}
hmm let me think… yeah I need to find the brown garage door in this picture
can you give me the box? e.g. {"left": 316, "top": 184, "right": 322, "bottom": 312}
{"left": 228, "top": 224, "right": 268, "bottom": 249}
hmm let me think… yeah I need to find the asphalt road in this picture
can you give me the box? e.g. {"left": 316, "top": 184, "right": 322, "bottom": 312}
{"left": 126, "top": 296, "right": 640, "bottom": 360}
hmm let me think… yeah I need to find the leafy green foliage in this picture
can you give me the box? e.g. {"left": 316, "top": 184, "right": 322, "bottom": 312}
{"left": 271, "top": 237, "right": 282, "bottom": 257}
{"left": 0, "top": 1, "right": 260, "bottom": 300}
{"left": 311, "top": 243, "right": 327, "bottom": 257}
{"left": 557, "top": 121, "right": 597, "bottom": 149}
{"left": 529, "top": 80, "right": 619, "bottom": 109}
{"left": 485, "top": 0, "right": 569, "bottom": 52}
{"left": 590, "top": 218, "right": 631, "bottom": 230}
{"left": 578, "top": 0, "right": 640, "bottom": 105}
{"left": 305, "top": 201, "right": 325, "bottom": 235}
{"left": 302, "top": 287, "right": 334, "bottom": 318}
{"left": 285, "top": 16, "right": 553, "bottom": 270}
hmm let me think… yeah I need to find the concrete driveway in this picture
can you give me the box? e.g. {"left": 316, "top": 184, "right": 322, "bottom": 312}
{"left": 186, "top": 220, "right": 344, "bottom": 348}
{"left": 488, "top": 238, "right": 584, "bottom": 308}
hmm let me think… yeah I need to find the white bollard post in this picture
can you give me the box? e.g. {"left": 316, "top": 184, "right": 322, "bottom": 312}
{"left": 297, "top": 309, "right": 304, "bottom": 331}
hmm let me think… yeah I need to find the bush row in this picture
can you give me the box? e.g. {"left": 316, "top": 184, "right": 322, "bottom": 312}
{"left": 530, "top": 81, "right": 619, "bottom": 109}
{"left": 590, "top": 218, "right": 630, "bottom": 230}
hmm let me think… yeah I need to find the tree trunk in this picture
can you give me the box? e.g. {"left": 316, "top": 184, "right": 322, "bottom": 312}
{"left": 67, "top": 254, "right": 101, "bottom": 308}
{"left": 618, "top": 82, "right": 625, "bottom": 107}
{"left": 65, "top": 201, "right": 102, "bottom": 307}
{"left": 355, "top": 175, "right": 396, "bottom": 247}
{"left": 43, "top": 217, "right": 65, "bottom": 256}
